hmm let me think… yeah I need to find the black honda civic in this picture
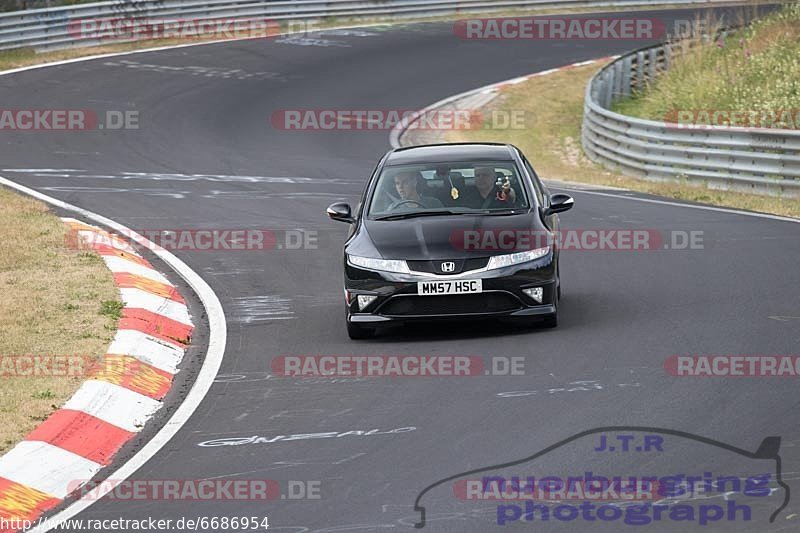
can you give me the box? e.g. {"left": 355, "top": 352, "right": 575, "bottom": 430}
{"left": 326, "top": 143, "right": 573, "bottom": 339}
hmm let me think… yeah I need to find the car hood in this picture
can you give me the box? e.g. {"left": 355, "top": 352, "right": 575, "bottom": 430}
{"left": 351, "top": 213, "right": 542, "bottom": 260}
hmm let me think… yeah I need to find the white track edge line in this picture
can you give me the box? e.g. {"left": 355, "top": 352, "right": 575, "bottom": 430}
{"left": 555, "top": 187, "right": 800, "bottom": 224}
{"left": 0, "top": 175, "right": 227, "bottom": 531}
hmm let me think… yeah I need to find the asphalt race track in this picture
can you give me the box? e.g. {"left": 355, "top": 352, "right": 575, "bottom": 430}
{"left": 2, "top": 6, "right": 799, "bottom": 532}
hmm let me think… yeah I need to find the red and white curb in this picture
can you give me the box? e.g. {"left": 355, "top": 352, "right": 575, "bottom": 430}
{"left": 389, "top": 55, "right": 619, "bottom": 148}
{"left": 0, "top": 219, "right": 194, "bottom": 532}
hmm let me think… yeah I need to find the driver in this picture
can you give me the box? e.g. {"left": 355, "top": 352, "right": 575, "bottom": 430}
{"left": 392, "top": 171, "right": 443, "bottom": 209}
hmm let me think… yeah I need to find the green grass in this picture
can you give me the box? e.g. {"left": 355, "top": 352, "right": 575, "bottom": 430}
{"left": 0, "top": 187, "right": 120, "bottom": 453}
{"left": 613, "top": 2, "right": 800, "bottom": 125}
{"left": 99, "top": 299, "right": 124, "bottom": 321}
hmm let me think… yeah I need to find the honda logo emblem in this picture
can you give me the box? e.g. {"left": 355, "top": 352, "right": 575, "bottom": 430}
{"left": 440, "top": 261, "right": 456, "bottom": 273}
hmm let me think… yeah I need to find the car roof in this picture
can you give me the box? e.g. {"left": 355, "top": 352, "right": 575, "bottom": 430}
{"left": 385, "top": 143, "right": 516, "bottom": 165}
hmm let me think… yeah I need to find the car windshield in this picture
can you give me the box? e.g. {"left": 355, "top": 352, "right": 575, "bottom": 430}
{"left": 367, "top": 160, "right": 529, "bottom": 219}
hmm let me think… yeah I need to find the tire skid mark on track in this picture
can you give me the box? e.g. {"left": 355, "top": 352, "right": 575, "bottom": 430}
{"left": 1, "top": 169, "right": 360, "bottom": 185}
{"left": 496, "top": 379, "right": 642, "bottom": 398}
{"left": 40, "top": 186, "right": 191, "bottom": 199}
{"left": 230, "top": 295, "right": 297, "bottom": 323}
{"left": 103, "top": 60, "right": 286, "bottom": 82}
{"left": 3, "top": 169, "right": 358, "bottom": 203}
{"left": 196, "top": 427, "right": 418, "bottom": 448}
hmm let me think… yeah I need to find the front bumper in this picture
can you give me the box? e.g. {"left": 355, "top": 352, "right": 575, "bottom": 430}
{"left": 344, "top": 255, "right": 557, "bottom": 324}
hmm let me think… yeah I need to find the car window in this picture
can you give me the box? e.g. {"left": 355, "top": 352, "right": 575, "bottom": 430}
{"left": 367, "top": 160, "right": 529, "bottom": 218}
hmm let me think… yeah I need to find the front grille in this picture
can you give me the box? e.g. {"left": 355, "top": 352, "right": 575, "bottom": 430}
{"left": 406, "top": 257, "right": 489, "bottom": 275}
{"left": 378, "top": 292, "right": 521, "bottom": 317}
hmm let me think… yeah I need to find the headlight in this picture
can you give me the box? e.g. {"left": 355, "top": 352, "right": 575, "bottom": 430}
{"left": 486, "top": 246, "right": 550, "bottom": 270}
{"left": 347, "top": 255, "right": 411, "bottom": 274}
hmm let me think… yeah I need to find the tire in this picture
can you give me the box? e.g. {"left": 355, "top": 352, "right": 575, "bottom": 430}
{"left": 347, "top": 319, "right": 374, "bottom": 339}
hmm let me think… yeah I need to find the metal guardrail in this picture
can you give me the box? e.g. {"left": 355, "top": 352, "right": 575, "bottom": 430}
{"left": 0, "top": 0, "right": 743, "bottom": 52}
{"left": 582, "top": 33, "right": 800, "bottom": 197}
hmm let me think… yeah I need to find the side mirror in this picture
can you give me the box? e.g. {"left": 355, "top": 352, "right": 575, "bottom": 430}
{"left": 327, "top": 202, "right": 355, "bottom": 223}
{"left": 545, "top": 194, "right": 574, "bottom": 216}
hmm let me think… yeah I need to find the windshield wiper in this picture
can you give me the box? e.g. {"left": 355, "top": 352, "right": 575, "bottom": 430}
{"left": 373, "top": 210, "right": 466, "bottom": 221}
{"left": 481, "top": 208, "right": 526, "bottom": 216}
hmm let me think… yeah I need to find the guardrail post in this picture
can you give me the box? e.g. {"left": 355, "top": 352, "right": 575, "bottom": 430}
{"left": 647, "top": 47, "right": 658, "bottom": 80}
{"left": 603, "top": 70, "right": 613, "bottom": 109}
{"left": 634, "top": 50, "right": 645, "bottom": 91}
{"left": 621, "top": 55, "right": 632, "bottom": 97}
{"left": 612, "top": 60, "right": 623, "bottom": 102}
{"left": 622, "top": 56, "right": 639, "bottom": 92}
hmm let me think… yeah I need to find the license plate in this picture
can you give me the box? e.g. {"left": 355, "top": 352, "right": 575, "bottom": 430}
{"left": 417, "top": 279, "right": 482, "bottom": 296}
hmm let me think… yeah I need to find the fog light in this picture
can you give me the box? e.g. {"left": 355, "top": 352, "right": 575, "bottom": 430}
{"left": 523, "top": 287, "right": 544, "bottom": 303}
{"left": 357, "top": 294, "right": 377, "bottom": 310}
